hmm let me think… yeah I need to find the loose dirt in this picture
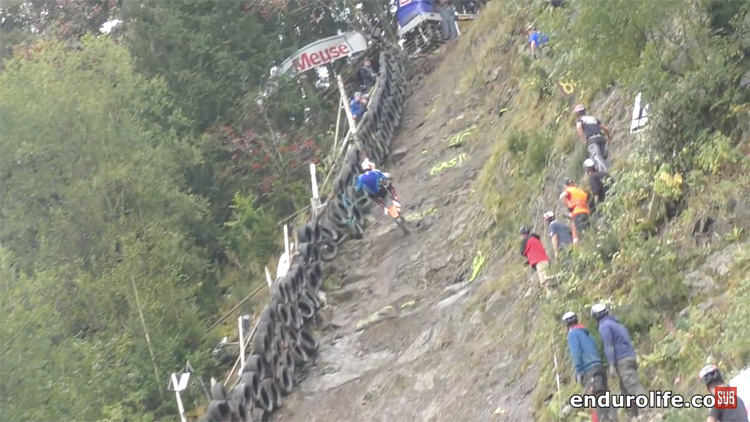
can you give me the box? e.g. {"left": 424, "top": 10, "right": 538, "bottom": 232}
{"left": 275, "top": 47, "right": 538, "bottom": 422}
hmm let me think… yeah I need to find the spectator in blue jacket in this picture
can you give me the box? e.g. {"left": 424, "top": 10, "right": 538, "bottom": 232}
{"left": 592, "top": 303, "right": 648, "bottom": 418}
{"left": 526, "top": 24, "right": 549, "bottom": 58}
{"left": 350, "top": 92, "right": 367, "bottom": 122}
{"left": 562, "top": 311, "right": 615, "bottom": 422}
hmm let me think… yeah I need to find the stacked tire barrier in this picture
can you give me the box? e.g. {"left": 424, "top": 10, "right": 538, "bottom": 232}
{"left": 201, "top": 50, "right": 406, "bottom": 422}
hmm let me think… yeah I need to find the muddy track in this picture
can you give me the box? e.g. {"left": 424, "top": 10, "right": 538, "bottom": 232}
{"left": 275, "top": 52, "right": 537, "bottom": 422}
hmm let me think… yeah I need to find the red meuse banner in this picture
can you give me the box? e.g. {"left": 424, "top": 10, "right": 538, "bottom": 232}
{"left": 277, "top": 32, "right": 368, "bottom": 76}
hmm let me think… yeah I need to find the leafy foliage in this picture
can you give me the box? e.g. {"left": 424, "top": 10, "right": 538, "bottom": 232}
{"left": 0, "top": 36, "right": 221, "bottom": 420}
{"left": 469, "top": 0, "right": 749, "bottom": 420}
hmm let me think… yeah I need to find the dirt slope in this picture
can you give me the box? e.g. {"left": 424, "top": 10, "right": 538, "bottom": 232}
{"left": 274, "top": 47, "right": 537, "bottom": 422}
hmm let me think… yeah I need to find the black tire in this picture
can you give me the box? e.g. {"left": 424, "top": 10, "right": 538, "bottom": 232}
{"left": 275, "top": 364, "right": 295, "bottom": 395}
{"left": 280, "top": 276, "right": 297, "bottom": 302}
{"left": 297, "top": 221, "right": 321, "bottom": 244}
{"left": 283, "top": 348, "right": 296, "bottom": 374}
{"left": 288, "top": 302, "right": 302, "bottom": 330}
{"left": 259, "top": 306, "right": 276, "bottom": 330}
{"left": 276, "top": 302, "right": 292, "bottom": 327}
{"left": 252, "top": 328, "right": 272, "bottom": 357}
{"left": 211, "top": 382, "right": 227, "bottom": 401}
{"left": 292, "top": 343, "right": 309, "bottom": 365}
{"left": 232, "top": 381, "right": 253, "bottom": 406}
{"left": 239, "top": 371, "right": 261, "bottom": 400}
{"left": 243, "top": 354, "right": 267, "bottom": 381}
{"left": 303, "top": 287, "right": 321, "bottom": 309}
{"left": 297, "top": 295, "right": 316, "bottom": 320}
{"left": 256, "top": 379, "right": 275, "bottom": 412}
{"left": 206, "top": 400, "right": 231, "bottom": 422}
{"left": 269, "top": 376, "right": 283, "bottom": 409}
{"left": 306, "top": 262, "right": 322, "bottom": 290}
{"left": 299, "top": 328, "right": 319, "bottom": 356}
{"left": 270, "top": 283, "right": 286, "bottom": 304}
{"left": 297, "top": 241, "right": 320, "bottom": 263}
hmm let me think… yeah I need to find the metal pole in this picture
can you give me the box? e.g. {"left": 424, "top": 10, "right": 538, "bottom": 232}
{"left": 265, "top": 266, "right": 273, "bottom": 289}
{"left": 337, "top": 74, "right": 357, "bottom": 135}
{"left": 171, "top": 373, "right": 188, "bottom": 422}
{"left": 237, "top": 316, "right": 245, "bottom": 376}
{"left": 332, "top": 98, "right": 343, "bottom": 156}
{"left": 283, "top": 224, "right": 290, "bottom": 258}
{"left": 310, "top": 163, "right": 321, "bottom": 212}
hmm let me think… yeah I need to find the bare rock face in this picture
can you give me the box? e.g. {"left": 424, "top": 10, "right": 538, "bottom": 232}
{"left": 683, "top": 270, "right": 717, "bottom": 296}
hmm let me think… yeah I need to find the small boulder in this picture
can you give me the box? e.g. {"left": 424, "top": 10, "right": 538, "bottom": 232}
{"left": 682, "top": 270, "right": 716, "bottom": 296}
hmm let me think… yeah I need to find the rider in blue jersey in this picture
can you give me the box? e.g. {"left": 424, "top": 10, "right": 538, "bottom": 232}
{"left": 355, "top": 158, "right": 399, "bottom": 214}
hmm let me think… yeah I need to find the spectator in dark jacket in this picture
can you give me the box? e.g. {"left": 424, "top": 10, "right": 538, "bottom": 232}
{"left": 519, "top": 226, "right": 550, "bottom": 292}
{"left": 359, "top": 58, "right": 377, "bottom": 91}
{"left": 436, "top": 0, "right": 458, "bottom": 41}
{"left": 591, "top": 303, "right": 647, "bottom": 419}
{"left": 584, "top": 158, "right": 614, "bottom": 213}
{"left": 562, "top": 311, "right": 615, "bottom": 422}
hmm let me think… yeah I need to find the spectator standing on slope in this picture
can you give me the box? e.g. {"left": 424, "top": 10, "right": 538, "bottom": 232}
{"left": 519, "top": 226, "right": 551, "bottom": 293}
{"left": 591, "top": 303, "right": 648, "bottom": 420}
{"left": 562, "top": 311, "right": 616, "bottom": 422}
{"left": 436, "top": 0, "right": 458, "bottom": 41}
{"left": 359, "top": 58, "right": 377, "bottom": 92}
{"left": 584, "top": 159, "right": 615, "bottom": 214}
{"left": 559, "top": 178, "right": 591, "bottom": 242}
{"left": 543, "top": 211, "right": 573, "bottom": 259}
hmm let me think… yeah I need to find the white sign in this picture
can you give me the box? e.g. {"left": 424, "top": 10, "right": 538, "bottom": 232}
{"left": 278, "top": 32, "right": 368, "bottom": 76}
{"left": 630, "top": 92, "right": 650, "bottom": 134}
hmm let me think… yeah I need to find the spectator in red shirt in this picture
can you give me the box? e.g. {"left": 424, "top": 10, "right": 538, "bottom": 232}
{"left": 519, "top": 226, "right": 551, "bottom": 292}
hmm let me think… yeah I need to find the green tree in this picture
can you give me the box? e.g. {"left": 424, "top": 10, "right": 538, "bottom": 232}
{"left": 0, "top": 36, "right": 220, "bottom": 420}
{"left": 122, "top": 0, "right": 278, "bottom": 131}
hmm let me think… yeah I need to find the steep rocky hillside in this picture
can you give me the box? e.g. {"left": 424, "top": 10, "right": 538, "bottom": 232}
{"left": 275, "top": 0, "right": 749, "bottom": 421}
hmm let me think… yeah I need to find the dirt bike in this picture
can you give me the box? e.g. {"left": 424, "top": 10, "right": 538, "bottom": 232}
{"left": 374, "top": 183, "right": 409, "bottom": 235}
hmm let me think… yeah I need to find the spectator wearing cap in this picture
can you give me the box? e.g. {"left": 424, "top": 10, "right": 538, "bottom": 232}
{"left": 543, "top": 211, "right": 573, "bottom": 258}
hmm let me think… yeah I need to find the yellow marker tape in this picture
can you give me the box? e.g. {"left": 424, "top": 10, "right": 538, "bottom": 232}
{"left": 406, "top": 206, "right": 438, "bottom": 221}
{"left": 469, "top": 250, "right": 486, "bottom": 282}
{"left": 429, "top": 153, "right": 467, "bottom": 176}
{"left": 448, "top": 125, "right": 478, "bottom": 146}
{"left": 400, "top": 300, "right": 417, "bottom": 309}
{"left": 355, "top": 305, "right": 395, "bottom": 330}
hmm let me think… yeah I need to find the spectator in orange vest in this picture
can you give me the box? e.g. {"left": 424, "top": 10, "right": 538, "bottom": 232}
{"left": 519, "top": 226, "right": 551, "bottom": 293}
{"left": 559, "top": 178, "right": 590, "bottom": 242}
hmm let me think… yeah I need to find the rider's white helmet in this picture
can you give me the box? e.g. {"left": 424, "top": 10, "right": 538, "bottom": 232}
{"left": 361, "top": 158, "right": 375, "bottom": 171}
{"left": 583, "top": 158, "right": 596, "bottom": 169}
